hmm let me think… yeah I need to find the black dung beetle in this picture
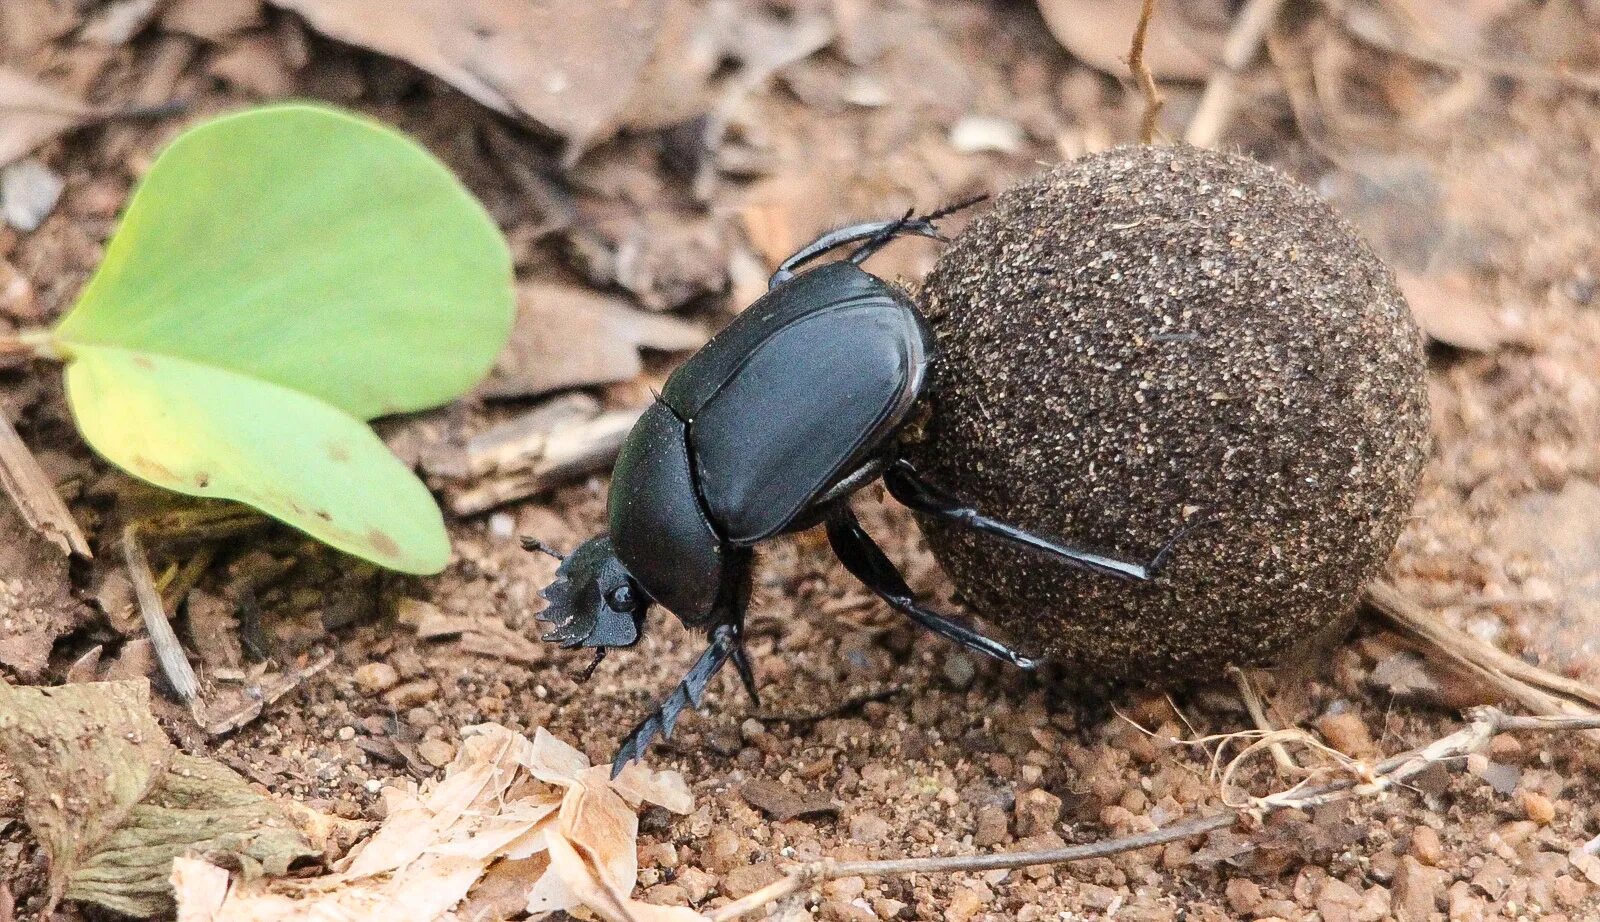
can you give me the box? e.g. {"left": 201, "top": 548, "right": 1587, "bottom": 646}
{"left": 529, "top": 203, "right": 1181, "bottom": 774}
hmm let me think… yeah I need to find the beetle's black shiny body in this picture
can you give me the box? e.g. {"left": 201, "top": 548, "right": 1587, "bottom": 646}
{"left": 532, "top": 206, "right": 1184, "bottom": 774}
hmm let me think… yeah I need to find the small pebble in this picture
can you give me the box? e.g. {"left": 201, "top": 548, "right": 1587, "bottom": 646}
{"left": 941, "top": 652, "right": 976, "bottom": 689}
{"left": 1, "top": 160, "right": 64, "bottom": 232}
{"left": 1225, "top": 878, "right": 1262, "bottom": 915}
{"left": 354, "top": 662, "right": 399, "bottom": 695}
{"left": 1014, "top": 788, "right": 1062, "bottom": 837}
{"left": 1318, "top": 712, "right": 1377, "bottom": 760}
{"left": 848, "top": 811, "right": 891, "bottom": 844}
{"left": 676, "top": 867, "right": 717, "bottom": 904}
{"left": 949, "top": 115, "right": 1025, "bottom": 155}
{"left": 1410, "top": 825, "right": 1444, "bottom": 866}
{"left": 384, "top": 678, "right": 441, "bottom": 708}
{"left": 417, "top": 738, "right": 455, "bottom": 767}
{"left": 973, "top": 803, "right": 1010, "bottom": 847}
{"left": 1521, "top": 789, "right": 1556, "bottom": 825}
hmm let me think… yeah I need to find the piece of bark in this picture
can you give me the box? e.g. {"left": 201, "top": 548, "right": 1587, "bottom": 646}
{"left": 0, "top": 465, "right": 92, "bottom": 680}
{"left": 0, "top": 409, "right": 89, "bottom": 557}
{"left": 444, "top": 407, "right": 644, "bottom": 516}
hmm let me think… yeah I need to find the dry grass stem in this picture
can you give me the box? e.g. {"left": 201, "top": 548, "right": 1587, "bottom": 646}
{"left": 1128, "top": 0, "right": 1165, "bottom": 144}
{"left": 121, "top": 524, "right": 200, "bottom": 705}
{"left": 1229, "top": 665, "right": 1306, "bottom": 777}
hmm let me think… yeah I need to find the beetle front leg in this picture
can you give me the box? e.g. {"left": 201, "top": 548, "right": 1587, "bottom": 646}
{"left": 611, "top": 621, "right": 747, "bottom": 776}
{"left": 825, "top": 504, "right": 1040, "bottom": 670}
{"left": 884, "top": 459, "right": 1187, "bottom": 582}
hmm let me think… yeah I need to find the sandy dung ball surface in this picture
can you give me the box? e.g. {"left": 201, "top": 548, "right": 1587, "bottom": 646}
{"left": 906, "top": 144, "right": 1430, "bottom": 681}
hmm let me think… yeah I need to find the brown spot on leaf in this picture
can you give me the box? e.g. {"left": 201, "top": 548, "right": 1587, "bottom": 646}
{"left": 327, "top": 443, "right": 351, "bottom": 462}
{"left": 367, "top": 529, "right": 400, "bottom": 559}
{"left": 130, "top": 455, "right": 177, "bottom": 482}
{"left": 132, "top": 355, "right": 154, "bottom": 370}
{"left": 314, "top": 510, "right": 332, "bottom": 521}
{"left": 194, "top": 472, "right": 210, "bottom": 488}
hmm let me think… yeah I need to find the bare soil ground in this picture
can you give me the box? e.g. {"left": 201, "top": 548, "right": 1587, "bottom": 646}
{"left": 4, "top": 1, "right": 1600, "bottom": 920}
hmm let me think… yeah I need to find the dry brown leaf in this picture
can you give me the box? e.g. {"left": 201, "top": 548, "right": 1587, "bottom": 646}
{"left": 0, "top": 68, "right": 97, "bottom": 169}
{"left": 0, "top": 680, "right": 317, "bottom": 916}
{"left": 482, "top": 282, "right": 706, "bottom": 401}
{"left": 1398, "top": 272, "right": 1515, "bottom": 352}
{"left": 266, "top": 0, "right": 671, "bottom": 154}
{"left": 1035, "top": 0, "right": 1228, "bottom": 81}
{"left": 172, "top": 723, "right": 698, "bottom": 922}
{"left": 159, "top": 0, "right": 263, "bottom": 40}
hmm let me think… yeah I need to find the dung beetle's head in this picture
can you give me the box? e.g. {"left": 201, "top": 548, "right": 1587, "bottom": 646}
{"left": 528, "top": 535, "right": 650, "bottom": 649}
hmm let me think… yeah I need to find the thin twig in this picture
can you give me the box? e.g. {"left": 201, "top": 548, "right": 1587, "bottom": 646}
{"left": 1128, "top": 0, "right": 1165, "bottom": 144}
{"left": 708, "top": 813, "right": 1234, "bottom": 922}
{"left": 122, "top": 525, "right": 200, "bottom": 705}
{"left": 709, "top": 705, "right": 1600, "bottom": 921}
{"left": 1185, "top": 0, "right": 1285, "bottom": 147}
{"left": 0, "top": 409, "right": 90, "bottom": 557}
{"left": 1229, "top": 665, "right": 1305, "bottom": 777}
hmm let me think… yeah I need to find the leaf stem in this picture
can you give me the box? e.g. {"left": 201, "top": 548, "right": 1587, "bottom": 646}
{"left": 0, "top": 329, "right": 64, "bottom": 361}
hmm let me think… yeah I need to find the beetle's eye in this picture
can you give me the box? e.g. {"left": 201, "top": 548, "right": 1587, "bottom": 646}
{"left": 605, "top": 585, "right": 637, "bottom": 613}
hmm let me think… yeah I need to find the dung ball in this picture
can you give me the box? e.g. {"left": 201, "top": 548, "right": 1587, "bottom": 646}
{"left": 905, "top": 145, "right": 1429, "bottom": 681}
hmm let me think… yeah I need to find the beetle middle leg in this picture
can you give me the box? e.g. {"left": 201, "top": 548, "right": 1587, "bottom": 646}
{"left": 825, "top": 503, "right": 1040, "bottom": 670}
{"left": 883, "top": 459, "right": 1175, "bottom": 582}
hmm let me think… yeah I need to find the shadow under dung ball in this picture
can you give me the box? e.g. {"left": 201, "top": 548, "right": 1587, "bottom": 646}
{"left": 905, "top": 145, "right": 1430, "bottom": 681}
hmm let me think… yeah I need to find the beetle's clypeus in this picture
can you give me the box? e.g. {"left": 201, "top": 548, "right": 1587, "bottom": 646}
{"left": 530, "top": 203, "right": 1184, "bottom": 774}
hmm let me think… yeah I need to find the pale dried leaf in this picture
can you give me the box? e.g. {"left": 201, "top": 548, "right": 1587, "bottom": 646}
{"left": 266, "top": 0, "right": 670, "bottom": 153}
{"left": 483, "top": 282, "right": 707, "bottom": 400}
{"left": 1035, "top": 0, "right": 1227, "bottom": 80}
{"left": 176, "top": 724, "right": 698, "bottom": 921}
{"left": 612, "top": 761, "right": 695, "bottom": 815}
{"left": 545, "top": 832, "right": 708, "bottom": 922}
{"left": 522, "top": 725, "right": 593, "bottom": 785}
{"left": 0, "top": 68, "right": 95, "bottom": 168}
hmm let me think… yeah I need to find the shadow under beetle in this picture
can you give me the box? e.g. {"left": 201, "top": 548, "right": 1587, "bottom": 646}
{"left": 529, "top": 202, "right": 1181, "bottom": 775}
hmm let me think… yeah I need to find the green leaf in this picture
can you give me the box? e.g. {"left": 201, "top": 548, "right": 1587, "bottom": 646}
{"left": 55, "top": 103, "right": 513, "bottom": 420}
{"left": 50, "top": 104, "right": 511, "bottom": 572}
{"left": 66, "top": 346, "right": 449, "bottom": 573}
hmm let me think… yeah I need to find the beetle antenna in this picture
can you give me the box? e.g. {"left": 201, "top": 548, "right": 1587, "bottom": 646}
{"left": 521, "top": 537, "right": 566, "bottom": 561}
{"left": 848, "top": 208, "right": 917, "bottom": 266}
{"left": 923, "top": 193, "right": 989, "bottom": 224}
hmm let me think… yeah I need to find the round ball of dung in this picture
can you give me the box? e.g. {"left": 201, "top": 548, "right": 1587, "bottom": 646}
{"left": 905, "top": 144, "right": 1429, "bottom": 682}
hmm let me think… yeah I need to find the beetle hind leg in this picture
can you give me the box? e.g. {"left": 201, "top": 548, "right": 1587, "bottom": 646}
{"left": 884, "top": 459, "right": 1185, "bottom": 582}
{"left": 825, "top": 504, "right": 1040, "bottom": 670}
